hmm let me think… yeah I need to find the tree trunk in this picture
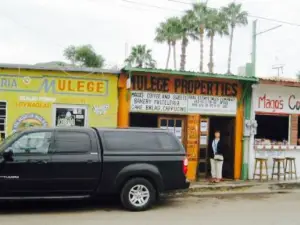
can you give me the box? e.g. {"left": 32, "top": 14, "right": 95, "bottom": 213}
{"left": 180, "top": 37, "right": 188, "bottom": 71}
{"left": 172, "top": 41, "right": 177, "bottom": 70}
{"left": 227, "top": 26, "right": 234, "bottom": 74}
{"left": 166, "top": 42, "right": 171, "bottom": 69}
{"left": 199, "top": 25, "right": 204, "bottom": 72}
{"left": 208, "top": 34, "right": 214, "bottom": 73}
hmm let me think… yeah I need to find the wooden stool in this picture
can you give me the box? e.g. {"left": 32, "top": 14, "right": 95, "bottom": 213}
{"left": 253, "top": 158, "right": 268, "bottom": 181}
{"left": 271, "top": 158, "right": 286, "bottom": 180}
{"left": 285, "top": 157, "right": 297, "bottom": 180}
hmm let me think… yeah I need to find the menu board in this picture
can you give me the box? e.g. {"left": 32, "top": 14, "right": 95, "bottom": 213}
{"left": 131, "top": 91, "right": 237, "bottom": 115}
{"left": 131, "top": 91, "right": 188, "bottom": 113}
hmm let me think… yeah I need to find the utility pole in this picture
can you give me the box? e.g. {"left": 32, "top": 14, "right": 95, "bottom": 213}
{"left": 241, "top": 21, "right": 282, "bottom": 180}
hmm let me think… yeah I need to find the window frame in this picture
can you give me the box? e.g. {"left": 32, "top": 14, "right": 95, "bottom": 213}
{"left": 8, "top": 130, "right": 54, "bottom": 156}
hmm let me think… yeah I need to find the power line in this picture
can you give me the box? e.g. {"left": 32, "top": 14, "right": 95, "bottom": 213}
{"left": 121, "top": 0, "right": 182, "bottom": 12}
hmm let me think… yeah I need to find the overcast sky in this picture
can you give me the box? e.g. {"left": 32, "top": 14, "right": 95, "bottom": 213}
{"left": 0, "top": 0, "right": 299, "bottom": 78}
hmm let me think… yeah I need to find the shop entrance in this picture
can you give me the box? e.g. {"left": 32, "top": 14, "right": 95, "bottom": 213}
{"left": 130, "top": 113, "right": 185, "bottom": 143}
{"left": 198, "top": 116, "right": 235, "bottom": 180}
{"left": 209, "top": 116, "right": 235, "bottom": 179}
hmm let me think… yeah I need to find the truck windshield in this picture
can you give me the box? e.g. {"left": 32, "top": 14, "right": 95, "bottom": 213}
{"left": 0, "top": 132, "right": 20, "bottom": 152}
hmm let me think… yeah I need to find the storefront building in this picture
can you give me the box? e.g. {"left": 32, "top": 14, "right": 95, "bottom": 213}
{"left": 248, "top": 79, "right": 300, "bottom": 178}
{"left": 118, "top": 68, "right": 257, "bottom": 181}
{"left": 0, "top": 64, "right": 118, "bottom": 139}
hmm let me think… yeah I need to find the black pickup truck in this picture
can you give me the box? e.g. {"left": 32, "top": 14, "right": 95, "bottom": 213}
{"left": 0, "top": 127, "right": 190, "bottom": 211}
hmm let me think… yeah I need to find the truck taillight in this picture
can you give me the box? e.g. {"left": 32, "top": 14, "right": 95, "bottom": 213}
{"left": 183, "top": 157, "right": 188, "bottom": 175}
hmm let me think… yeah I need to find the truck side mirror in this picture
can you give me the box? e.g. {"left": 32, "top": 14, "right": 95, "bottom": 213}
{"left": 3, "top": 148, "right": 14, "bottom": 161}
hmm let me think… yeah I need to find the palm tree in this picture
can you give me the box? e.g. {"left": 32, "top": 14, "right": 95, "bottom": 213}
{"left": 222, "top": 2, "right": 248, "bottom": 74}
{"left": 179, "top": 14, "right": 198, "bottom": 71}
{"left": 155, "top": 22, "right": 172, "bottom": 69}
{"left": 206, "top": 9, "right": 229, "bottom": 73}
{"left": 155, "top": 17, "right": 181, "bottom": 70}
{"left": 125, "top": 44, "right": 156, "bottom": 68}
{"left": 186, "top": 3, "right": 208, "bottom": 72}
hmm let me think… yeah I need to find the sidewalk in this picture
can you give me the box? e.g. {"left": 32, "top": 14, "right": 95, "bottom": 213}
{"left": 169, "top": 179, "right": 300, "bottom": 197}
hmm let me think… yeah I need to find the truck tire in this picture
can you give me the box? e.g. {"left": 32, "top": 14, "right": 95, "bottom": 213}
{"left": 120, "top": 177, "right": 156, "bottom": 211}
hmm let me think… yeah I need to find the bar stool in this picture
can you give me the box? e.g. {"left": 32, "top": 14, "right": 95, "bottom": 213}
{"left": 271, "top": 158, "right": 286, "bottom": 180}
{"left": 253, "top": 157, "right": 268, "bottom": 181}
{"left": 285, "top": 157, "right": 297, "bottom": 180}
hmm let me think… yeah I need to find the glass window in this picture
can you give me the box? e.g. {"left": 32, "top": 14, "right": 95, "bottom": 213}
{"left": 156, "top": 133, "right": 180, "bottom": 151}
{"left": 55, "top": 107, "right": 86, "bottom": 127}
{"left": 10, "top": 132, "right": 52, "bottom": 154}
{"left": 53, "top": 131, "right": 91, "bottom": 153}
{"left": 103, "top": 131, "right": 160, "bottom": 151}
{"left": 103, "top": 131, "right": 180, "bottom": 152}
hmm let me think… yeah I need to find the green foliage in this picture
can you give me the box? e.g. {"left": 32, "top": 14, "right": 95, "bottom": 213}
{"left": 63, "top": 45, "right": 105, "bottom": 68}
{"left": 125, "top": 44, "right": 156, "bottom": 68}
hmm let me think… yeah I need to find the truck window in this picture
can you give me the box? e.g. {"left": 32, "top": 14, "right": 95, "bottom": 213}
{"left": 156, "top": 133, "right": 180, "bottom": 151}
{"left": 103, "top": 131, "right": 180, "bottom": 152}
{"left": 10, "top": 132, "right": 52, "bottom": 154}
{"left": 53, "top": 131, "right": 92, "bottom": 154}
{"left": 103, "top": 131, "right": 160, "bottom": 151}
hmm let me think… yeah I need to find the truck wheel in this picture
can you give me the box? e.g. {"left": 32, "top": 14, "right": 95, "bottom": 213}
{"left": 121, "top": 178, "right": 156, "bottom": 211}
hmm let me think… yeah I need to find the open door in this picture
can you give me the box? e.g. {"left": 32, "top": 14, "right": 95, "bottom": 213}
{"left": 208, "top": 117, "right": 235, "bottom": 179}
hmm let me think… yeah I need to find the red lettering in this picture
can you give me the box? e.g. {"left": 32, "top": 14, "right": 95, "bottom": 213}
{"left": 258, "top": 94, "right": 283, "bottom": 110}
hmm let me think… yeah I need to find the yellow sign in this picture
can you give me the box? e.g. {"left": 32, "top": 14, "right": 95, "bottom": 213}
{"left": 0, "top": 75, "right": 108, "bottom": 96}
{"left": 0, "top": 69, "right": 118, "bottom": 135}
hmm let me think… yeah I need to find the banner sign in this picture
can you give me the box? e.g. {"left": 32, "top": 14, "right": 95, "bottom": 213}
{"left": 131, "top": 91, "right": 237, "bottom": 115}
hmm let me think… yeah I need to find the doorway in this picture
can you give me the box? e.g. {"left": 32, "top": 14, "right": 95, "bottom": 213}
{"left": 208, "top": 116, "right": 235, "bottom": 179}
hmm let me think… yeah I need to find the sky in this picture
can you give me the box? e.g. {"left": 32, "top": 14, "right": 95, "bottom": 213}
{"left": 0, "top": 0, "right": 300, "bottom": 78}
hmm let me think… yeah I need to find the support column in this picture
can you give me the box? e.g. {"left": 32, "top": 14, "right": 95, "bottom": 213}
{"left": 234, "top": 84, "right": 244, "bottom": 180}
{"left": 186, "top": 114, "right": 200, "bottom": 181}
{"left": 290, "top": 114, "right": 299, "bottom": 145}
{"left": 118, "top": 73, "right": 130, "bottom": 128}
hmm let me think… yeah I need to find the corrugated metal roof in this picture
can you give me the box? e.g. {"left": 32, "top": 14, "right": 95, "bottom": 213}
{"left": 122, "top": 67, "right": 258, "bottom": 82}
{"left": 0, "top": 63, "right": 120, "bottom": 75}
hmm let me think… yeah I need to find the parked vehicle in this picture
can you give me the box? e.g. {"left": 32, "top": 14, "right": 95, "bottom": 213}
{"left": 0, "top": 127, "right": 190, "bottom": 211}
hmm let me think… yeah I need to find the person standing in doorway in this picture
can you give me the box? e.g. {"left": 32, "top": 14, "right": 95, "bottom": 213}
{"left": 210, "top": 130, "right": 224, "bottom": 183}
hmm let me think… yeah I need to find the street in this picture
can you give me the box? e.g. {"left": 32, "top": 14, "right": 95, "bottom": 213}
{"left": 0, "top": 192, "right": 299, "bottom": 225}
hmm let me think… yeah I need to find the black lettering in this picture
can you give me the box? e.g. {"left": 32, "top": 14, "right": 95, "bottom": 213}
{"left": 207, "top": 82, "right": 213, "bottom": 95}
{"left": 137, "top": 76, "right": 143, "bottom": 90}
{"left": 231, "top": 83, "right": 238, "bottom": 96}
{"left": 194, "top": 80, "right": 201, "bottom": 94}
{"left": 201, "top": 81, "right": 207, "bottom": 95}
{"left": 182, "top": 79, "right": 188, "bottom": 93}
{"left": 149, "top": 76, "right": 157, "bottom": 91}
{"left": 162, "top": 78, "right": 170, "bottom": 92}
{"left": 175, "top": 79, "right": 181, "bottom": 92}
{"left": 188, "top": 80, "right": 194, "bottom": 93}
{"left": 225, "top": 83, "right": 231, "bottom": 96}
{"left": 131, "top": 75, "right": 136, "bottom": 90}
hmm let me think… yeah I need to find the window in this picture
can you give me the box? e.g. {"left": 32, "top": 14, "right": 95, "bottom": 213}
{"left": 103, "top": 131, "right": 180, "bottom": 152}
{"left": 157, "top": 133, "right": 180, "bottom": 151}
{"left": 10, "top": 132, "right": 52, "bottom": 154}
{"left": 255, "top": 115, "right": 289, "bottom": 145}
{"left": 0, "top": 102, "right": 7, "bottom": 140}
{"left": 54, "top": 106, "right": 87, "bottom": 127}
{"left": 53, "top": 131, "right": 91, "bottom": 153}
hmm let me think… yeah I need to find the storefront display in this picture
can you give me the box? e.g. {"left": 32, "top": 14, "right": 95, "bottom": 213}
{"left": 0, "top": 65, "right": 118, "bottom": 136}
{"left": 118, "top": 68, "right": 257, "bottom": 181}
{"left": 249, "top": 82, "right": 300, "bottom": 179}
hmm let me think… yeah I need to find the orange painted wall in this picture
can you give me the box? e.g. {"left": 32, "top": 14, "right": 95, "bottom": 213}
{"left": 118, "top": 72, "right": 245, "bottom": 180}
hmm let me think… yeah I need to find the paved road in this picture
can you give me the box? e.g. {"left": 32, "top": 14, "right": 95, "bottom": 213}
{"left": 0, "top": 193, "right": 299, "bottom": 225}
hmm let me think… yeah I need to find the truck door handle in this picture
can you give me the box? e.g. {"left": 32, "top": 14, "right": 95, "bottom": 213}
{"left": 86, "top": 160, "right": 94, "bottom": 164}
